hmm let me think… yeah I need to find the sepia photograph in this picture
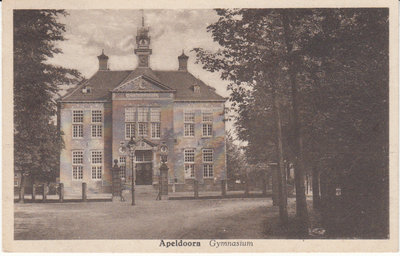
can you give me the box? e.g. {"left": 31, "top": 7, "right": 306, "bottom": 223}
{"left": 3, "top": 0, "right": 398, "bottom": 253}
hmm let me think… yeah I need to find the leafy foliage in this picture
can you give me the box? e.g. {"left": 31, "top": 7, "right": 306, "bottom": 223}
{"left": 14, "top": 10, "right": 82, "bottom": 183}
{"left": 194, "top": 8, "right": 388, "bottom": 237}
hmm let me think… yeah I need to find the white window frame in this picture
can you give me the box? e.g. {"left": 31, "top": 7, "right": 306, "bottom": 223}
{"left": 184, "top": 110, "right": 195, "bottom": 137}
{"left": 91, "top": 110, "right": 102, "bottom": 123}
{"left": 151, "top": 122, "right": 161, "bottom": 139}
{"left": 202, "top": 123, "right": 213, "bottom": 137}
{"left": 202, "top": 111, "right": 213, "bottom": 137}
{"left": 138, "top": 122, "right": 148, "bottom": 137}
{"left": 202, "top": 149, "right": 213, "bottom": 163}
{"left": 203, "top": 164, "right": 214, "bottom": 178}
{"left": 91, "top": 151, "right": 103, "bottom": 164}
{"left": 150, "top": 108, "right": 161, "bottom": 122}
{"left": 202, "top": 111, "right": 213, "bottom": 122}
{"left": 91, "top": 151, "right": 103, "bottom": 180}
{"left": 185, "top": 164, "right": 195, "bottom": 178}
{"left": 202, "top": 149, "right": 213, "bottom": 178}
{"left": 72, "top": 150, "right": 83, "bottom": 180}
{"left": 72, "top": 110, "right": 83, "bottom": 123}
{"left": 138, "top": 107, "right": 148, "bottom": 122}
{"left": 91, "top": 166, "right": 102, "bottom": 180}
{"left": 72, "top": 124, "right": 83, "bottom": 139}
{"left": 184, "top": 148, "right": 195, "bottom": 178}
{"left": 72, "top": 166, "right": 83, "bottom": 180}
{"left": 91, "top": 124, "right": 102, "bottom": 138}
{"left": 125, "top": 122, "right": 136, "bottom": 139}
{"left": 72, "top": 150, "right": 84, "bottom": 164}
{"left": 125, "top": 107, "right": 136, "bottom": 122}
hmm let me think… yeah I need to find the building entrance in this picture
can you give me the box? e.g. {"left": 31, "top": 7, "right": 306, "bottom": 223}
{"left": 135, "top": 150, "right": 153, "bottom": 185}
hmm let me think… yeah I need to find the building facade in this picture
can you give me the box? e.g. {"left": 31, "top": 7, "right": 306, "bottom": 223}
{"left": 58, "top": 21, "right": 227, "bottom": 193}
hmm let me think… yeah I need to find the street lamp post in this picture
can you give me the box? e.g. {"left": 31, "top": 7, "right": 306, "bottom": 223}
{"left": 126, "top": 137, "right": 137, "bottom": 206}
{"left": 157, "top": 142, "right": 169, "bottom": 199}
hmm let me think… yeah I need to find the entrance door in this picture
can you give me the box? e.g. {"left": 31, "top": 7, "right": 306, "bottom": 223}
{"left": 136, "top": 163, "right": 153, "bottom": 185}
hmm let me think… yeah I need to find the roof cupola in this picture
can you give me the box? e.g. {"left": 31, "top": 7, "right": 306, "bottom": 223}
{"left": 134, "top": 11, "right": 152, "bottom": 68}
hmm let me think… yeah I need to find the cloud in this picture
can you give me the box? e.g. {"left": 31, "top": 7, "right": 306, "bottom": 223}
{"left": 51, "top": 9, "right": 228, "bottom": 96}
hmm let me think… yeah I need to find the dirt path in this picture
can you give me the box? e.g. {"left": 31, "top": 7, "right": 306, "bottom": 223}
{"left": 14, "top": 197, "right": 287, "bottom": 240}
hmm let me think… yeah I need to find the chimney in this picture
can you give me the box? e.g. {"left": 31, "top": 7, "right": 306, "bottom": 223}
{"left": 97, "top": 49, "right": 109, "bottom": 70}
{"left": 178, "top": 50, "right": 189, "bottom": 71}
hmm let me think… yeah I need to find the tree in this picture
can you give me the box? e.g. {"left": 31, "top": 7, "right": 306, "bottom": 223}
{"left": 226, "top": 131, "right": 246, "bottom": 189}
{"left": 194, "top": 8, "right": 389, "bottom": 238}
{"left": 193, "top": 9, "right": 296, "bottom": 229}
{"left": 14, "top": 10, "right": 81, "bottom": 187}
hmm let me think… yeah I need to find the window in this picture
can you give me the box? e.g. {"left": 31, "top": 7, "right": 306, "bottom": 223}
{"left": 184, "top": 149, "right": 195, "bottom": 178}
{"left": 150, "top": 108, "right": 161, "bottom": 122}
{"left": 138, "top": 107, "right": 148, "bottom": 122}
{"left": 72, "top": 110, "right": 83, "bottom": 138}
{"left": 202, "top": 111, "right": 213, "bottom": 137}
{"left": 72, "top": 151, "right": 83, "bottom": 164}
{"left": 119, "top": 156, "right": 126, "bottom": 179}
{"left": 203, "top": 164, "right": 214, "bottom": 178}
{"left": 184, "top": 149, "right": 195, "bottom": 162}
{"left": 203, "top": 149, "right": 213, "bottom": 178}
{"left": 202, "top": 112, "right": 213, "bottom": 122}
{"left": 91, "top": 166, "right": 102, "bottom": 180}
{"left": 193, "top": 85, "right": 200, "bottom": 93}
{"left": 73, "top": 110, "right": 83, "bottom": 123}
{"left": 72, "top": 150, "right": 83, "bottom": 180}
{"left": 91, "top": 151, "right": 102, "bottom": 164}
{"left": 91, "top": 110, "right": 102, "bottom": 123}
{"left": 151, "top": 122, "right": 161, "bottom": 138}
{"left": 125, "top": 107, "right": 136, "bottom": 122}
{"left": 136, "top": 151, "right": 152, "bottom": 162}
{"left": 202, "top": 149, "right": 213, "bottom": 162}
{"left": 91, "top": 125, "right": 102, "bottom": 138}
{"left": 150, "top": 108, "right": 161, "bottom": 139}
{"left": 91, "top": 151, "right": 102, "bottom": 180}
{"left": 72, "top": 124, "right": 83, "bottom": 138}
{"left": 185, "top": 164, "right": 195, "bottom": 178}
{"left": 184, "top": 111, "right": 195, "bottom": 137}
{"left": 184, "top": 111, "right": 195, "bottom": 123}
{"left": 202, "top": 124, "right": 213, "bottom": 137}
{"left": 73, "top": 166, "right": 83, "bottom": 180}
{"left": 184, "top": 124, "right": 194, "bottom": 137}
{"left": 125, "top": 123, "right": 135, "bottom": 139}
{"left": 138, "top": 122, "right": 148, "bottom": 137}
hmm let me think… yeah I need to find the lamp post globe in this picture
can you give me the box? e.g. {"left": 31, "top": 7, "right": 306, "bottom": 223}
{"left": 160, "top": 143, "right": 168, "bottom": 163}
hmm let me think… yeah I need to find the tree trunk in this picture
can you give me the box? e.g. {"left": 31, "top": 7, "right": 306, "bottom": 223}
{"left": 272, "top": 87, "right": 288, "bottom": 227}
{"left": 271, "top": 165, "right": 279, "bottom": 206}
{"left": 19, "top": 174, "right": 25, "bottom": 203}
{"left": 280, "top": 11, "right": 309, "bottom": 235}
{"left": 312, "top": 166, "right": 320, "bottom": 209}
{"left": 31, "top": 174, "right": 36, "bottom": 202}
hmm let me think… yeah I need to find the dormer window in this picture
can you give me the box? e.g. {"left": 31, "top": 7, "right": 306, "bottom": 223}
{"left": 82, "top": 86, "right": 92, "bottom": 94}
{"left": 193, "top": 85, "right": 200, "bottom": 94}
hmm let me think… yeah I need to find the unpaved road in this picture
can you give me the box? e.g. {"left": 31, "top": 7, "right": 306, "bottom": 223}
{"left": 15, "top": 194, "right": 295, "bottom": 240}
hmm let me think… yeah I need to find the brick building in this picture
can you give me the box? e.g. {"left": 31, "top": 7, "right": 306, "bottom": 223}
{"left": 58, "top": 20, "right": 227, "bottom": 193}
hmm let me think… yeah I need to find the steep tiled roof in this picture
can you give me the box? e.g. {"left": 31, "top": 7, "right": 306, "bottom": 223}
{"left": 154, "top": 71, "right": 225, "bottom": 101}
{"left": 60, "top": 68, "right": 225, "bottom": 102}
{"left": 61, "top": 70, "right": 131, "bottom": 101}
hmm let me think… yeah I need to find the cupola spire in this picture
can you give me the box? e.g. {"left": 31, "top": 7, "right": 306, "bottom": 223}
{"left": 134, "top": 10, "right": 152, "bottom": 68}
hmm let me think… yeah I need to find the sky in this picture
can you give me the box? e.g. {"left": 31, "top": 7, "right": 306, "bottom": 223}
{"left": 50, "top": 9, "right": 228, "bottom": 97}
{"left": 49, "top": 9, "right": 241, "bottom": 141}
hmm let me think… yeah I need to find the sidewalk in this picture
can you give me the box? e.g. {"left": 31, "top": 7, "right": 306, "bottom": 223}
{"left": 168, "top": 190, "right": 271, "bottom": 200}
